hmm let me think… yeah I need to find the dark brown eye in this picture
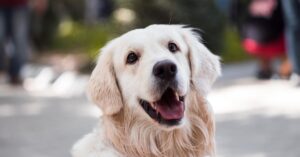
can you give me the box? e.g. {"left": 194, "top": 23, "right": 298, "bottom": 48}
{"left": 168, "top": 42, "right": 179, "bottom": 53}
{"left": 126, "top": 52, "right": 138, "bottom": 64}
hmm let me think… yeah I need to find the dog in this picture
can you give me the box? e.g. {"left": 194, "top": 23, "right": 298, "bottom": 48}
{"left": 72, "top": 24, "right": 221, "bottom": 157}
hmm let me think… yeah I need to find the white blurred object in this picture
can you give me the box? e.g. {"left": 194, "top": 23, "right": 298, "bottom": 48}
{"left": 51, "top": 71, "right": 89, "bottom": 97}
{"left": 22, "top": 64, "right": 44, "bottom": 78}
{"left": 209, "top": 79, "right": 300, "bottom": 118}
{"left": 22, "top": 64, "right": 89, "bottom": 97}
{"left": 113, "top": 8, "right": 136, "bottom": 24}
{"left": 24, "top": 67, "right": 56, "bottom": 91}
{"left": 51, "top": 71, "right": 77, "bottom": 96}
{"left": 290, "top": 73, "right": 300, "bottom": 86}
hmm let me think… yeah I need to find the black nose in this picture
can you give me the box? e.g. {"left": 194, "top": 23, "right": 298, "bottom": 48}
{"left": 153, "top": 60, "right": 177, "bottom": 81}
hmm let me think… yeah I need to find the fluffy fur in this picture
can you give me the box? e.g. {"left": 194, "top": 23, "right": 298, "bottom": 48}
{"left": 72, "top": 25, "right": 221, "bottom": 157}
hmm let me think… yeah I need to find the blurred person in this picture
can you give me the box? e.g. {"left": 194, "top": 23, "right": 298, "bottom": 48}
{"left": 85, "top": 0, "right": 114, "bottom": 24}
{"left": 281, "top": 0, "right": 300, "bottom": 85}
{"left": 230, "top": 0, "right": 290, "bottom": 79}
{"left": 0, "top": 0, "right": 47, "bottom": 85}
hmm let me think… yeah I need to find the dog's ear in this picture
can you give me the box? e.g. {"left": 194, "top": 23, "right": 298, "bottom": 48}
{"left": 87, "top": 42, "right": 123, "bottom": 115}
{"left": 180, "top": 27, "right": 221, "bottom": 94}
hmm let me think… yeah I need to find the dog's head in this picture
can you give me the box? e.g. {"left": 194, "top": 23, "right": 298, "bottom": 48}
{"left": 88, "top": 25, "right": 220, "bottom": 129}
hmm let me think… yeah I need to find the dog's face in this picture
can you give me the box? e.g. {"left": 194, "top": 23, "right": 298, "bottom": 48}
{"left": 113, "top": 26, "right": 191, "bottom": 127}
{"left": 89, "top": 25, "right": 220, "bottom": 129}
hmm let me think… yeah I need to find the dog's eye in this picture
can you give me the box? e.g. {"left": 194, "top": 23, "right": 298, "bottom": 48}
{"left": 126, "top": 52, "right": 139, "bottom": 64}
{"left": 168, "top": 42, "right": 179, "bottom": 53}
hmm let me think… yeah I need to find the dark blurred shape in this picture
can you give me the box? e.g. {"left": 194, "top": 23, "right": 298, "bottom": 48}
{"left": 282, "top": 0, "right": 300, "bottom": 85}
{"left": 0, "top": 0, "right": 30, "bottom": 85}
{"left": 0, "top": 0, "right": 27, "bottom": 7}
{"left": 230, "top": 0, "right": 284, "bottom": 44}
{"left": 229, "top": 0, "right": 290, "bottom": 79}
{"left": 85, "top": 0, "right": 114, "bottom": 24}
{"left": 31, "top": 0, "right": 86, "bottom": 50}
{"left": 215, "top": 0, "right": 231, "bottom": 12}
{"left": 31, "top": 0, "right": 114, "bottom": 50}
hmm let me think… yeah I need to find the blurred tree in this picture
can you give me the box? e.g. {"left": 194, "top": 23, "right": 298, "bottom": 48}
{"left": 31, "top": 0, "right": 85, "bottom": 50}
{"left": 127, "top": 0, "right": 225, "bottom": 53}
{"left": 30, "top": 0, "right": 230, "bottom": 62}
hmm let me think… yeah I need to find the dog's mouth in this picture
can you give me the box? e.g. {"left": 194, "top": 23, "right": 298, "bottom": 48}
{"left": 139, "top": 88, "right": 185, "bottom": 126}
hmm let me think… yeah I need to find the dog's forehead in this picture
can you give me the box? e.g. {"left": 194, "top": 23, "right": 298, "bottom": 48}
{"left": 120, "top": 25, "right": 182, "bottom": 45}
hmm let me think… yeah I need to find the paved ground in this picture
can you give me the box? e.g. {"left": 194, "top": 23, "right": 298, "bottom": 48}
{"left": 1, "top": 61, "right": 300, "bottom": 157}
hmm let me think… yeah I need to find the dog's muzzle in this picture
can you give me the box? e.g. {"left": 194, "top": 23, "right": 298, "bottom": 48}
{"left": 139, "top": 60, "right": 185, "bottom": 126}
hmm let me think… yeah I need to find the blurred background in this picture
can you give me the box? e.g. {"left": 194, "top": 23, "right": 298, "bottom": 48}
{"left": 0, "top": 0, "right": 300, "bottom": 157}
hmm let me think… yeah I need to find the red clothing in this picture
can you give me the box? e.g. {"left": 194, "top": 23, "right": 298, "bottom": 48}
{"left": 0, "top": 0, "right": 28, "bottom": 7}
{"left": 242, "top": 35, "right": 286, "bottom": 59}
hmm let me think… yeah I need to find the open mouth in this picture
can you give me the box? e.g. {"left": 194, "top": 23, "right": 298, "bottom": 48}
{"left": 139, "top": 88, "right": 185, "bottom": 126}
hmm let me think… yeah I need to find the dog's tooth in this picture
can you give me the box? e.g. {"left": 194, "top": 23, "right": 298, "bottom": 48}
{"left": 154, "top": 104, "right": 159, "bottom": 114}
{"left": 175, "top": 92, "right": 179, "bottom": 101}
{"left": 153, "top": 103, "right": 157, "bottom": 110}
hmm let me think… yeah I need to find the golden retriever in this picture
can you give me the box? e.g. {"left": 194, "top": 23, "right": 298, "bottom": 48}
{"left": 72, "top": 25, "right": 221, "bottom": 157}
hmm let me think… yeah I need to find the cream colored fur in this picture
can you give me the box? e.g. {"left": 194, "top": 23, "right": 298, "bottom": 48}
{"left": 72, "top": 25, "right": 221, "bottom": 157}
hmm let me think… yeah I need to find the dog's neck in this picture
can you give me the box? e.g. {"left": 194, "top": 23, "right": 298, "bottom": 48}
{"left": 102, "top": 88, "right": 215, "bottom": 157}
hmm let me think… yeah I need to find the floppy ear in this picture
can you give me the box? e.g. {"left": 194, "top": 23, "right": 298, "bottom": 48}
{"left": 87, "top": 42, "right": 123, "bottom": 115}
{"left": 180, "top": 27, "right": 221, "bottom": 95}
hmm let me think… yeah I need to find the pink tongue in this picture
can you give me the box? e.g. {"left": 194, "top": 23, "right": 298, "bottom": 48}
{"left": 156, "top": 102, "right": 184, "bottom": 120}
